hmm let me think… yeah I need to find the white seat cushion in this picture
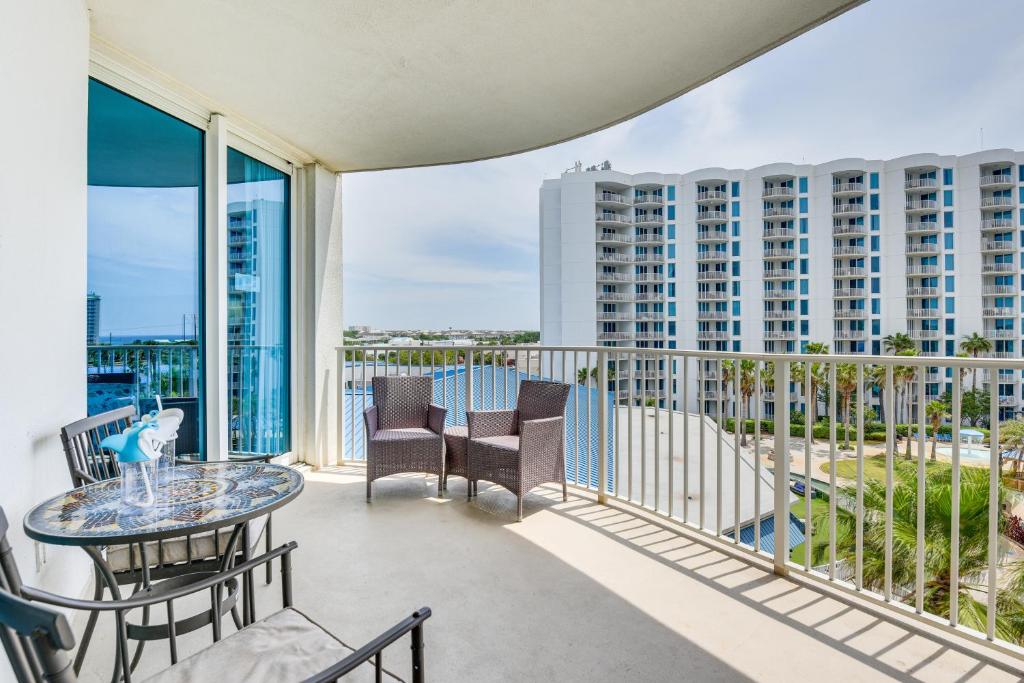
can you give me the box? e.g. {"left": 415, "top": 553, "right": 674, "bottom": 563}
{"left": 474, "top": 435, "right": 520, "bottom": 452}
{"left": 106, "top": 515, "right": 268, "bottom": 573}
{"left": 142, "top": 607, "right": 402, "bottom": 682}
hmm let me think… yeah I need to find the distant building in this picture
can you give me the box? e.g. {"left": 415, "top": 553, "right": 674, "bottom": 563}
{"left": 86, "top": 293, "right": 100, "bottom": 345}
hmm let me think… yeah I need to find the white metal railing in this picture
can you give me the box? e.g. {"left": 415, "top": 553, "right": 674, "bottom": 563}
{"left": 596, "top": 230, "right": 633, "bottom": 243}
{"left": 597, "top": 332, "right": 634, "bottom": 341}
{"left": 634, "top": 233, "right": 665, "bottom": 244}
{"left": 697, "top": 311, "right": 729, "bottom": 321}
{"left": 634, "top": 312, "right": 663, "bottom": 321}
{"left": 763, "top": 248, "right": 796, "bottom": 259}
{"left": 833, "top": 288, "right": 866, "bottom": 298}
{"left": 697, "top": 210, "right": 729, "bottom": 223}
{"left": 697, "top": 251, "right": 728, "bottom": 262}
{"left": 983, "top": 308, "right": 1016, "bottom": 318}
{"left": 634, "top": 194, "right": 665, "bottom": 205}
{"left": 906, "top": 308, "right": 940, "bottom": 318}
{"left": 982, "top": 240, "right": 1014, "bottom": 252}
{"left": 697, "top": 190, "right": 728, "bottom": 202}
{"left": 832, "top": 329, "right": 866, "bottom": 340}
{"left": 763, "top": 269, "right": 797, "bottom": 280}
{"left": 833, "top": 246, "right": 867, "bottom": 257}
{"left": 906, "top": 286, "right": 939, "bottom": 297}
{"left": 596, "top": 312, "right": 633, "bottom": 320}
{"left": 834, "top": 309, "right": 867, "bottom": 319}
{"left": 906, "top": 265, "right": 940, "bottom": 276}
{"left": 834, "top": 267, "right": 867, "bottom": 277}
{"left": 833, "top": 182, "right": 866, "bottom": 194}
{"left": 906, "top": 243, "right": 940, "bottom": 254}
{"left": 596, "top": 253, "right": 632, "bottom": 263}
{"left": 696, "top": 330, "right": 729, "bottom": 341}
{"left": 982, "top": 262, "right": 1016, "bottom": 274}
{"left": 763, "top": 227, "right": 796, "bottom": 239}
{"left": 634, "top": 253, "right": 665, "bottom": 263}
{"left": 764, "top": 330, "right": 796, "bottom": 340}
{"left": 764, "top": 289, "right": 796, "bottom": 299}
{"left": 833, "top": 203, "right": 865, "bottom": 215}
{"left": 764, "top": 310, "right": 796, "bottom": 320}
{"left": 762, "top": 187, "right": 795, "bottom": 198}
{"left": 338, "top": 343, "right": 1024, "bottom": 659}
{"left": 633, "top": 273, "right": 661, "bottom": 283}
{"left": 698, "top": 290, "right": 728, "bottom": 300}
{"left": 596, "top": 191, "right": 631, "bottom": 205}
{"left": 597, "top": 292, "right": 634, "bottom": 302}
{"left": 908, "top": 329, "right": 941, "bottom": 339}
{"left": 905, "top": 199, "right": 938, "bottom": 211}
{"left": 763, "top": 207, "right": 795, "bottom": 219}
{"left": 981, "top": 218, "right": 1015, "bottom": 230}
{"left": 906, "top": 221, "right": 940, "bottom": 233}
{"left": 904, "top": 178, "right": 938, "bottom": 190}
{"left": 980, "top": 175, "right": 1014, "bottom": 187}
{"left": 833, "top": 225, "right": 867, "bottom": 236}
{"left": 595, "top": 212, "right": 632, "bottom": 224}
{"left": 697, "top": 271, "right": 728, "bottom": 282}
{"left": 983, "top": 285, "right": 1016, "bottom": 295}
{"left": 984, "top": 329, "right": 1016, "bottom": 339}
{"left": 696, "top": 228, "right": 729, "bottom": 242}
{"left": 982, "top": 196, "right": 1014, "bottom": 208}
{"left": 634, "top": 214, "right": 665, "bottom": 225}
{"left": 596, "top": 272, "right": 633, "bottom": 282}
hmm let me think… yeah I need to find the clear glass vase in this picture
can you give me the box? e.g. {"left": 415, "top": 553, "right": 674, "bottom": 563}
{"left": 120, "top": 459, "right": 159, "bottom": 508}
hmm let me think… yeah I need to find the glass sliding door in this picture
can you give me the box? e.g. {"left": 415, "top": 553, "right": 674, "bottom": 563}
{"left": 227, "top": 149, "right": 290, "bottom": 455}
{"left": 86, "top": 79, "right": 205, "bottom": 456}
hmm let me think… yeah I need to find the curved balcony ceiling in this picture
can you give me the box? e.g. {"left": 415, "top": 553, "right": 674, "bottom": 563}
{"left": 87, "top": 0, "right": 861, "bottom": 173}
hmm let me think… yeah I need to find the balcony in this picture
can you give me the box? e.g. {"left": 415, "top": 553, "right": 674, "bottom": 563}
{"left": 764, "top": 330, "right": 796, "bottom": 340}
{"left": 634, "top": 291, "right": 666, "bottom": 302}
{"left": 833, "top": 329, "right": 867, "bottom": 340}
{"left": 763, "top": 207, "right": 795, "bottom": 220}
{"left": 763, "top": 269, "right": 797, "bottom": 280}
{"left": 982, "top": 239, "right": 1015, "bottom": 254}
{"left": 904, "top": 177, "right": 938, "bottom": 190}
{"left": 696, "top": 271, "right": 728, "bottom": 282}
{"left": 907, "top": 329, "right": 941, "bottom": 339}
{"left": 833, "top": 267, "right": 866, "bottom": 277}
{"left": 696, "top": 227, "right": 729, "bottom": 243}
{"left": 831, "top": 182, "right": 866, "bottom": 196}
{"left": 763, "top": 310, "right": 795, "bottom": 320}
{"left": 696, "top": 330, "right": 729, "bottom": 341}
{"left": 832, "top": 224, "right": 866, "bottom": 237}
{"left": 596, "top": 292, "right": 634, "bottom": 302}
{"left": 634, "top": 312, "right": 663, "bottom": 321}
{"left": 763, "top": 248, "right": 796, "bottom": 260}
{"left": 696, "top": 251, "right": 728, "bottom": 263}
{"left": 982, "top": 262, "right": 1016, "bottom": 274}
{"left": 596, "top": 311, "right": 634, "bottom": 321}
{"left": 633, "top": 273, "right": 662, "bottom": 283}
{"left": 982, "top": 196, "right": 1015, "bottom": 210}
{"left": 833, "top": 309, "right": 867, "bottom": 319}
{"left": 635, "top": 233, "right": 666, "bottom": 245}
{"left": 984, "top": 285, "right": 1017, "bottom": 295}
{"left": 634, "top": 214, "right": 665, "bottom": 226}
{"left": 905, "top": 221, "right": 940, "bottom": 235}
{"left": 984, "top": 329, "right": 1016, "bottom": 340}
{"left": 905, "top": 243, "right": 940, "bottom": 255}
{"left": 906, "top": 286, "right": 939, "bottom": 297}
{"left": 832, "top": 287, "right": 865, "bottom": 298}
{"left": 595, "top": 212, "right": 633, "bottom": 226}
{"left": 980, "top": 174, "right": 1016, "bottom": 189}
{"left": 595, "top": 191, "right": 632, "bottom": 207}
{"left": 906, "top": 308, "right": 940, "bottom": 319}
{"left": 597, "top": 331, "right": 634, "bottom": 341}
{"left": 763, "top": 289, "right": 796, "bottom": 299}
{"left": 982, "top": 218, "right": 1016, "bottom": 231}
{"left": 832, "top": 203, "right": 865, "bottom": 217}
{"left": 1000, "top": 395, "right": 1019, "bottom": 406}
{"left": 634, "top": 253, "right": 664, "bottom": 264}
{"left": 904, "top": 199, "right": 938, "bottom": 213}
{"left": 697, "top": 290, "right": 728, "bottom": 301}
{"left": 696, "top": 190, "right": 728, "bottom": 204}
{"left": 905, "top": 264, "right": 940, "bottom": 276}
{"left": 832, "top": 245, "right": 866, "bottom": 257}
{"left": 696, "top": 210, "right": 729, "bottom": 224}
{"left": 762, "top": 227, "right": 796, "bottom": 240}
{"left": 596, "top": 230, "right": 633, "bottom": 244}
{"left": 761, "top": 186, "right": 795, "bottom": 199}
{"left": 634, "top": 194, "right": 665, "bottom": 208}
{"left": 596, "top": 272, "right": 633, "bottom": 283}
{"left": 697, "top": 311, "right": 729, "bottom": 321}
{"left": 596, "top": 253, "right": 632, "bottom": 264}
{"left": 983, "top": 307, "right": 1016, "bottom": 318}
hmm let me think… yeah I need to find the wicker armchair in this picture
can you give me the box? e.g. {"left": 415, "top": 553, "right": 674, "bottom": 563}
{"left": 467, "top": 380, "right": 571, "bottom": 521}
{"left": 364, "top": 376, "right": 447, "bottom": 501}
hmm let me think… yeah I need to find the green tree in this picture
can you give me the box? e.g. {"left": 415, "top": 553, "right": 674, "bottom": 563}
{"left": 925, "top": 399, "right": 950, "bottom": 462}
{"left": 883, "top": 332, "right": 915, "bottom": 354}
{"left": 791, "top": 342, "right": 829, "bottom": 444}
{"left": 960, "top": 333, "right": 994, "bottom": 390}
{"left": 999, "top": 420, "right": 1024, "bottom": 477}
{"left": 808, "top": 467, "right": 1024, "bottom": 644}
{"left": 834, "top": 363, "right": 859, "bottom": 450}
{"left": 577, "top": 367, "right": 590, "bottom": 385}
{"left": 895, "top": 349, "right": 920, "bottom": 459}
{"left": 723, "top": 359, "right": 757, "bottom": 446}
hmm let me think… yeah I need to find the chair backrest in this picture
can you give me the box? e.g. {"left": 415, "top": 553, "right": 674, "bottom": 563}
{"left": 372, "top": 376, "right": 432, "bottom": 430}
{"left": 516, "top": 380, "right": 571, "bottom": 431}
{"left": 0, "top": 508, "right": 77, "bottom": 682}
{"left": 60, "top": 406, "right": 136, "bottom": 488}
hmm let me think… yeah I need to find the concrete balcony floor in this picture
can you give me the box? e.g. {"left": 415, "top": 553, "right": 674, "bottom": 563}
{"left": 80, "top": 466, "right": 1021, "bottom": 682}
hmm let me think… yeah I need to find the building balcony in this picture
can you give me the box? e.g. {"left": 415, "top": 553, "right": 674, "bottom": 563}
{"left": 906, "top": 286, "right": 939, "bottom": 297}
{"left": 763, "top": 207, "right": 795, "bottom": 220}
{"left": 980, "top": 174, "right": 1016, "bottom": 189}
{"left": 904, "top": 177, "right": 938, "bottom": 191}
{"left": 984, "top": 329, "right": 1016, "bottom": 340}
{"left": 1000, "top": 395, "right": 1019, "bottom": 407}
{"left": 834, "top": 309, "right": 867, "bottom": 319}
{"left": 697, "top": 271, "right": 728, "bottom": 282}
{"left": 633, "top": 194, "right": 664, "bottom": 208}
{"left": 763, "top": 310, "right": 796, "bottom": 320}
{"left": 634, "top": 214, "right": 665, "bottom": 227}
{"left": 634, "top": 291, "right": 666, "bottom": 302}
{"left": 904, "top": 199, "right": 938, "bottom": 213}
{"left": 982, "top": 262, "right": 1016, "bottom": 274}
{"left": 633, "top": 273, "right": 662, "bottom": 283}
{"left": 634, "top": 253, "right": 665, "bottom": 264}
{"left": 596, "top": 272, "right": 633, "bottom": 283}
{"left": 905, "top": 243, "right": 940, "bottom": 255}
{"left": 696, "top": 330, "right": 729, "bottom": 341}
{"left": 832, "top": 245, "right": 866, "bottom": 257}
{"left": 984, "top": 285, "right": 1017, "bottom": 296}
{"left": 832, "top": 224, "right": 867, "bottom": 237}
{"left": 981, "top": 239, "right": 1015, "bottom": 254}
{"left": 981, "top": 196, "right": 1015, "bottom": 210}
{"left": 833, "top": 267, "right": 866, "bottom": 277}
{"left": 833, "top": 329, "right": 867, "bottom": 340}
{"left": 596, "top": 253, "right": 632, "bottom": 264}
{"left": 634, "top": 312, "right": 663, "bottom": 321}
{"left": 982, "top": 218, "right": 1016, "bottom": 231}
{"left": 905, "top": 221, "right": 940, "bottom": 235}
{"left": 988, "top": 350, "right": 1018, "bottom": 359}
{"left": 595, "top": 191, "right": 632, "bottom": 207}
{"left": 697, "top": 311, "right": 729, "bottom": 321}
{"left": 831, "top": 181, "right": 866, "bottom": 196}
{"left": 761, "top": 186, "right": 795, "bottom": 199}
{"left": 697, "top": 290, "right": 728, "bottom": 301}
{"left": 696, "top": 251, "right": 728, "bottom": 263}
{"left": 633, "top": 331, "right": 665, "bottom": 341}
{"left": 905, "top": 264, "right": 940, "bottom": 276}
{"left": 634, "top": 233, "right": 665, "bottom": 245}
{"left": 696, "top": 190, "right": 728, "bottom": 204}
{"left": 596, "top": 311, "right": 634, "bottom": 321}
{"left": 595, "top": 212, "right": 633, "bottom": 226}
{"left": 597, "top": 292, "right": 635, "bottom": 302}
{"left": 696, "top": 210, "right": 729, "bottom": 224}
{"left": 833, "top": 287, "right": 866, "bottom": 298}
{"left": 908, "top": 329, "right": 941, "bottom": 340}
{"left": 762, "top": 227, "right": 796, "bottom": 240}
{"left": 764, "top": 330, "right": 797, "bottom": 340}
{"left": 696, "top": 227, "right": 729, "bottom": 243}
{"left": 596, "top": 230, "right": 633, "bottom": 244}
{"left": 906, "top": 308, "right": 940, "bottom": 319}
{"left": 832, "top": 203, "right": 865, "bottom": 217}
{"left": 763, "top": 269, "right": 797, "bottom": 280}
{"left": 763, "top": 289, "right": 796, "bottom": 299}
{"left": 983, "top": 307, "right": 1017, "bottom": 318}
{"left": 763, "top": 248, "right": 796, "bottom": 260}
{"left": 597, "top": 331, "right": 635, "bottom": 341}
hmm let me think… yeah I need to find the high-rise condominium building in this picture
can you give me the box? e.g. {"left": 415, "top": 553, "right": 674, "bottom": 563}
{"left": 539, "top": 150, "right": 1024, "bottom": 420}
{"left": 86, "top": 292, "right": 100, "bottom": 345}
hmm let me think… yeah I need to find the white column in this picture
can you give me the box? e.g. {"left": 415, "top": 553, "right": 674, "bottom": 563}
{"left": 204, "top": 114, "right": 229, "bottom": 460}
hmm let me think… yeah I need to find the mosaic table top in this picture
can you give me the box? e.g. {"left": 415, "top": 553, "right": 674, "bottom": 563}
{"left": 24, "top": 463, "right": 303, "bottom": 546}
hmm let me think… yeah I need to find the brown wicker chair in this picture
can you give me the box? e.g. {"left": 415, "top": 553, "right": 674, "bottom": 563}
{"left": 364, "top": 376, "right": 447, "bottom": 501}
{"left": 467, "top": 379, "right": 571, "bottom": 521}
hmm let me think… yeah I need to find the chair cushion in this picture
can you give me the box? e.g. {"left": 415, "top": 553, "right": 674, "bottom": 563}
{"left": 106, "top": 515, "right": 268, "bottom": 573}
{"left": 372, "top": 427, "right": 441, "bottom": 444}
{"left": 142, "top": 607, "right": 401, "bottom": 682}
{"left": 473, "top": 435, "right": 520, "bottom": 452}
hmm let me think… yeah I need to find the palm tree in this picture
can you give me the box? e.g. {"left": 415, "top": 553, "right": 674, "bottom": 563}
{"left": 883, "top": 332, "right": 914, "bottom": 355}
{"left": 807, "top": 467, "right": 1024, "bottom": 644}
{"left": 577, "top": 367, "right": 590, "bottom": 385}
{"left": 960, "top": 333, "right": 994, "bottom": 390}
{"left": 868, "top": 364, "right": 888, "bottom": 423}
{"left": 792, "top": 342, "right": 830, "bottom": 443}
{"left": 834, "top": 363, "right": 859, "bottom": 450}
{"left": 999, "top": 420, "right": 1024, "bottom": 477}
{"left": 894, "top": 349, "right": 920, "bottom": 460}
{"left": 925, "top": 399, "right": 949, "bottom": 461}
{"left": 723, "top": 359, "right": 757, "bottom": 446}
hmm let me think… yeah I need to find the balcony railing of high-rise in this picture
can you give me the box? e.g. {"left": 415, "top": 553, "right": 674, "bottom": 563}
{"left": 338, "top": 344, "right": 1024, "bottom": 660}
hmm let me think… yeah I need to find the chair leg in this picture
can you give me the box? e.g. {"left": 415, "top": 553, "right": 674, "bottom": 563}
{"left": 517, "top": 495, "right": 524, "bottom": 522}
{"left": 437, "top": 475, "right": 443, "bottom": 498}
{"left": 366, "top": 478, "right": 372, "bottom": 502}
{"left": 264, "top": 515, "right": 273, "bottom": 586}
{"left": 562, "top": 479, "right": 567, "bottom": 502}
{"left": 73, "top": 566, "right": 104, "bottom": 674}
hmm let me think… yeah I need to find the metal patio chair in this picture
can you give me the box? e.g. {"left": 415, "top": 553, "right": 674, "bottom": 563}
{"left": 467, "top": 379, "right": 571, "bottom": 521}
{"left": 364, "top": 376, "right": 446, "bottom": 501}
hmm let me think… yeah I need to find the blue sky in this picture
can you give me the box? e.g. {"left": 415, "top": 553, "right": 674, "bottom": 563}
{"left": 342, "top": 0, "right": 1024, "bottom": 331}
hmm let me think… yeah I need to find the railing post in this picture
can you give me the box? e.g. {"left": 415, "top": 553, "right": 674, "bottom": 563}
{"left": 336, "top": 346, "right": 345, "bottom": 468}
{"left": 597, "top": 348, "right": 609, "bottom": 504}
{"left": 463, "top": 349, "right": 473, "bottom": 423}
{"left": 773, "top": 359, "right": 790, "bottom": 576}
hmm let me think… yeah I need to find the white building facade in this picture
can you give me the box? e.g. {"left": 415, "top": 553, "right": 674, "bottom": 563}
{"left": 540, "top": 150, "right": 1024, "bottom": 420}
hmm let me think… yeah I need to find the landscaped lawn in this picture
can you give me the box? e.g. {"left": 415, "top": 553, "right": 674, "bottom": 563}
{"left": 820, "top": 453, "right": 953, "bottom": 483}
{"left": 789, "top": 495, "right": 830, "bottom": 567}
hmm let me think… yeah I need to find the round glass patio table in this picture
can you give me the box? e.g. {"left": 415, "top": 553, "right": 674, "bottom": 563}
{"left": 23, "top": 462, "right": 303, "bottom": 681}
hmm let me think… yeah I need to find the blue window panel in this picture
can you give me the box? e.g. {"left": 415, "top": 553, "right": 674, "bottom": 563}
{"left": 943, "top": 168, "right": 953, "bottom": 185}
{"left": 732, "top": 321, "right": 740, "bottom": 335}
{"left": 732, "top": 241, "right": 740, "bottom": 256}
{"left": 871, "top": 319, "right": 880, "bottom": 335}
{"left": 732, "top": 300, "right": 740, "bottom": 315}
{"left": 945, "top": 319, "right": 955, "bottom": 336}
{"left": 799, "top": 197, "right": 808, "bottom": 213}
{"left": 869, "top": 172, "right": 879, "bottom": 189}
{"left": 731, "top": 221, "right": 740, "bottom": 237}
{"left": 731, "top": 181, "right": 740, "bottom": 197}
{"left": 869, "top": 194, "right": 879, "bottom": 211}
{"left": 668, "top": 302, "right": 676, "bottom": 316}
{"left": 799, "top": 218, "right": 808, "bottom": 234}
{"left": 1021, "top": 209, "right": 1024, "bottom": 225}
{"left": 943, "top": 211, "right": 953, "bottom": 228}
{"left": 945, "top": 297, "right": 954, "bottom": 314}
{"left": 799, "top": 259, "right": 808, "bottom": 275}
{"left": 668, "top": 321, "right": 676, "bottom": 336}
{"left": 799, "top": 238, "right": 808, "bottom": 255}
{"left": 668, "top": 243, "right": 676, "bottom": 258}
{"left": 731, "top": 201, "right": 740, "bottom": 217}
{"left": 667, "top": 185, "right": 676, "bottom": 201}
{"left": 944, "top": 254, "right": 954, "bottom": 270}
{"left": 729, "top": 340, "right": 738, "bottom": 352}
{"left": 732, "top": 281, "right": 740, "bottom": 297}
{"left": 945, "top": 275, "right": 954, "bottom": 292}
{"left": 800, "top": 300, "right": 808, "bottom": 315}
{"left": 871, "top": 277, "right": 880, "bottom": 294}
{"left": 668, "top": 283, "right": 675, "bottom": 297}
{"left": 944, "top": 232, "right": 954, "bottom": 249}
{"left": 800, "top": 279, "right": 809, "bottom": 295}
{"left": 871, "top": 256, "right": 879, "bottom": 273}
{"left": 1020, "top": 187, "right": 1024, "bottom": 204}
{"left": 667, "top": 205, "right": 676, "bottom": 220}
{"left": 668, "top": 224, "right": 675, "bottom": 239}
{"left": 871, "top": 298, "right": 880, "bottom": 314}
{"left": 668, "top": 340, "right": 676, "bottom": 349}
{"left": 668, "top": 263, "right": 675, "bottom": 277}
{"left": 943, "top": 189, "right": 953, "bottom": 207}
{"left": 732, "top": 261, "right": 740, "bottom": 276}
{"left": 1020, "top": 166, "right": 1024, "bottom": 182}
{"left": 800, "top": 320, "right": 809, "bottom": 336}
{"left": 872, "top": 340, "right": 881, "bottom": 355}
{"left": 870, "top": 235, "right": 879, "bottom": 251}
{"left": 798, "top": 176, "right": 808, "bottom": 193}
{"left": 870, "top": 214, "right": 879, "bottom": 231}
